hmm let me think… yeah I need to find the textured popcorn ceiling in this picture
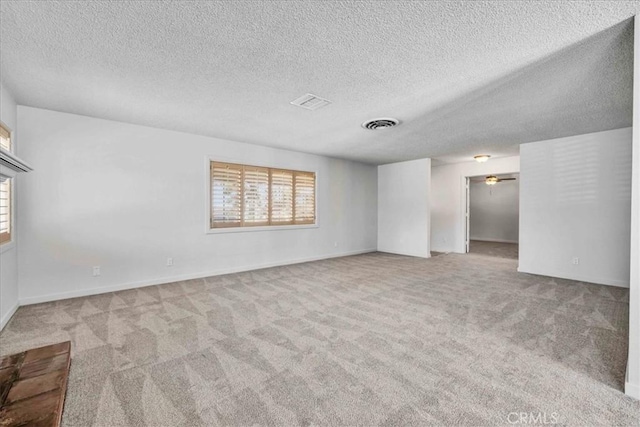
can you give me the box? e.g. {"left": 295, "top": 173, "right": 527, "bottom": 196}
{"left": 0, "top": 1, "right": 637, "bottom": 164}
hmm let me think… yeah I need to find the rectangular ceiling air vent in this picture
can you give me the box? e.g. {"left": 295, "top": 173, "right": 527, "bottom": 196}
{"left": 290, "top": 93, "right": 332, "bottom": 110}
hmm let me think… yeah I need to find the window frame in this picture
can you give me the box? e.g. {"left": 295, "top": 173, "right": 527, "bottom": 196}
{"left": 205, "top": 157, "right": 318, "bottom": 234}
{"left": 0, "top": 122, "right": 13, "bottom": 247}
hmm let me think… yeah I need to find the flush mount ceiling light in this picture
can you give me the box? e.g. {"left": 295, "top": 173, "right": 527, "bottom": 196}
{"left": 474, "top": 154, "right": 491, "bottom": 163}
{"left": 362, "top": 118, "right": 400, "bottom": 130}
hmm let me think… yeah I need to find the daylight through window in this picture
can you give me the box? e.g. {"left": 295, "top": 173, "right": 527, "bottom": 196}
{"left": 211, "top": 161, "right": 316, "bottom": 228}
{"left": 0, "top": 124, "right": 12, "bottom": 244}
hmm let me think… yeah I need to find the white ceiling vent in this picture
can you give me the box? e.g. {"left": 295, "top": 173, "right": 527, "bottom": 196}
{"left": 362, "top": 118, "right": 400, "bottom": 130}
{"left": 290, "top": 93, "right": 332, "bottom": 110}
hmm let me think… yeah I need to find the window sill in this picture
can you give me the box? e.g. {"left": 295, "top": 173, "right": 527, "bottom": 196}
{"left": 207, "top": 224, "right": 319, "bottom": 234}
{"left": 0, "top": 240, "right": 16, "bottom": 254}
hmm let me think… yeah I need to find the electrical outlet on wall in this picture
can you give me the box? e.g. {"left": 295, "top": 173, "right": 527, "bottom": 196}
{"left": 92, "top": 266, "right": 101, "bottom": 277}
{"left": 572, "top": 257, "right": 580, "bottom": 265}
{"left": 167, "top": 257, "right": 173, "bottom": 267}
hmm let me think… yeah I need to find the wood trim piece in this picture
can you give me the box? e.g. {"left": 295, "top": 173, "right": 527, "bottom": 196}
{"left": 0, "top": 232, "right": 10, "bottom": 245}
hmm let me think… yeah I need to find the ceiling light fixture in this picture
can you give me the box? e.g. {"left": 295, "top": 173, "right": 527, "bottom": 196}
{"left": 474, "top": 154, "right": 491, "bottom": 163}
{"left": 485, "top": 175, "right": 499, "bottom": 185}
{"left": 362, "top": 118, "right": 400, "bottom": 130}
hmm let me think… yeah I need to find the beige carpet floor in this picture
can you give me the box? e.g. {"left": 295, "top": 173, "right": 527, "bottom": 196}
{"left": 0, "top": 252, "right": 638, "bottom": 426}
{"left": 470, "top": 240, "right": 519, "bottom": 260}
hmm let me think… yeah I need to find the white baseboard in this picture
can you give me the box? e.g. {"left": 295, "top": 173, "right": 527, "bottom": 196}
{"left": 470, "top": 238, "right": 518, "bottom": 244}
{"left": 626, "top": 380, "right": 640, "bottom": 400}
{"left": 0, "top": 301, "right": 19, "bottom": 331}
{"left": 517, "top": 266, "right": 629, "bottom": 288}
{"left": 19, "top": 248, "right": 377, "bottom": 306}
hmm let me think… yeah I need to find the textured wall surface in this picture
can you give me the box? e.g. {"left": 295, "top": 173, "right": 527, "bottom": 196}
{"left": 0, "top": 1, "right": 637, "bottom": 164}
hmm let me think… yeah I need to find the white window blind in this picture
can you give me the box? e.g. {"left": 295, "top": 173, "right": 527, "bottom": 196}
{"left": 243, "top": 165, "right": 269, "bottom": 226}
{"left": 0, "top": 124, "right": 12, "bottom": 244}
{"left": 271, "top": 169, "right": 293, "bottom": 225}
{"left": 294, "top": 171, "right": 316, "bottom": 224}
{"left": 211, "top": 162, "right": 242, "bottom": 228}
{"left": 211, "top": 162, "right": 315, "bottom": 229}
{"left": 0, "top": 126, "right": 9, "bottom": 151}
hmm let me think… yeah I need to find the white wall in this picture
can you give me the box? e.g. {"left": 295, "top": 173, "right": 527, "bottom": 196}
{"left": 431, "top": 156, "right": 520, "bottom": 253}
{"left": 519, "top": 127, "right": 632, "bottom": 288}
{"left": 377, "top": 158, "right": 431, "bottom": 258}
{"left": 17, "top": 107, "right": 378, "bottom": 304}
{"left": 0, "top": 84, "right": 19, "bottom": 330}
{"left": 625, "top": 16, "right": 640, "bottom": 400}
{"left": 469, "top": 178, "right": 519, "bottom": 243}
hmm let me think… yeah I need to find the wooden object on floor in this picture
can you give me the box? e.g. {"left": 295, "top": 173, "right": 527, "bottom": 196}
{"left": 0, "top": 342, "right": 71, "bottom": 427}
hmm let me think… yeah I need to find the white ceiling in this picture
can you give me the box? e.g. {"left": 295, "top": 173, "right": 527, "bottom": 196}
{"left": 0, "top": 1, "right": 638, "bottom": 165}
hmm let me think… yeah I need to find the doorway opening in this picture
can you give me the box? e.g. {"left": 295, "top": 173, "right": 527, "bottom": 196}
{"left": 465, "top": 173, "right": 519, "bottom": 260}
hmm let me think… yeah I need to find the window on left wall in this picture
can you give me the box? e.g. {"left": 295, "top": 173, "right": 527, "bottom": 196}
{"left": 0, "top": 123, "right": 12, "bottom": 244}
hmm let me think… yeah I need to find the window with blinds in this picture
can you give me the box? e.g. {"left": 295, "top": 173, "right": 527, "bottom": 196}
{"left": 211, "top": 161, "right": 316, "bottom": 229}
{"left": 0, "top": 124, "right": 12, "bottom": 244}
